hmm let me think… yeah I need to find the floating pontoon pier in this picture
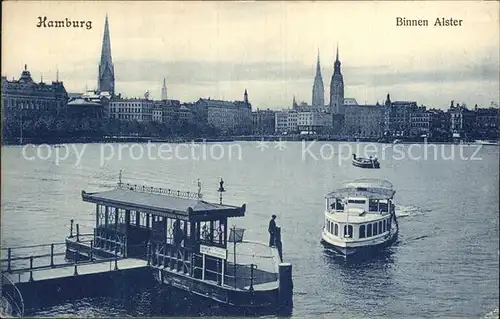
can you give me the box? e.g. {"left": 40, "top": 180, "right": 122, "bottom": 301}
{"left": 1, "top": 178, "right": 293, "bottom": 315}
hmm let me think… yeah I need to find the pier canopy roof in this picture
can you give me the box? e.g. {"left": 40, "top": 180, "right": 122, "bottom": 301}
{"left": 326, "top": 179, "right": 395, "bottom": 200}
{"left": 82, "top": 184, "right": 245, "bottom": 221}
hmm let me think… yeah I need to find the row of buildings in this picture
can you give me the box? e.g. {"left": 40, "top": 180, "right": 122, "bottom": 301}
{"left": 2, "top": 15, "right": 498, "bottom": 140}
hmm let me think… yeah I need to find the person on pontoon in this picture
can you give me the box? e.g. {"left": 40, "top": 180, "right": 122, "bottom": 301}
{"left": 268, "top": 215, "right": 277, "bottom": 247}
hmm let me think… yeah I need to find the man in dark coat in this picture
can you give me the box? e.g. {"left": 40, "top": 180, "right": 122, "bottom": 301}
{"left": 268, "top": 215, "right": 277, "bottom": 247}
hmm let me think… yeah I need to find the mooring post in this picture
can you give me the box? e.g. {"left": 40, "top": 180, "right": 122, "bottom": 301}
{"left": 50, "top": 243, "right": 54, "bottom": 267}
{"left": 7, "top": 248, "right": 12, "bottom": 272}
{"left": 114, "top": 253, "right": 118, "bottom": 270}
{"left": 29, "top": 256, "right": 34, "bottom": 282}
{"left": 278, "top": 263, "right": 293, "bottom": 311}
{"left": 249, "top": 264, "right": 255, "bottom": 292}
{"left": 69, "top": 219, "right": 74, "bottom": 238}
{"left": 76, "top": 224, "right": 80, "bottom": 242}
{"left": 146, "top": 241, "right": 151, "bottom": 266}
{"left": 90, "top": 240, "right": 94, "bottom": 261}
{"left": 73, "top": 251, "right": 78, "bottom": 276}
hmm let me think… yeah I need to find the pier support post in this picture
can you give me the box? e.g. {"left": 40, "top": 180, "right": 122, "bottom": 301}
{"left": 90, "top": 241, "right": 94, "bottom": 261}
{"left": 249, "top": 264, "right": 255, "bottom": 292}
{"left": 146, "top": 241, "right": 151, "bottom": 266}
{"left": 7, "top": 248, "right": 12, "bottom": 272}
{"left": 278, "top": 263, "right": 293, "bottom": 311}
{"left": 73, "top": 251, "right": 78, "bottom": 276}
{"left": 50, "top": 244, "right": 54, "bottom": 267}
{"left": 70, "top": 219, "right": 74, "bottom": 238}
{"left": 29, "top": 256, "right": 34, "bottom": 282}
{"left": 76, "top": 224, "right": 80, "bottom": 242}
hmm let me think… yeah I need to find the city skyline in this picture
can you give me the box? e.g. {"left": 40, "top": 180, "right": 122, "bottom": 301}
{"left": 2, "top": 1, "right": 499, "bottom": 109}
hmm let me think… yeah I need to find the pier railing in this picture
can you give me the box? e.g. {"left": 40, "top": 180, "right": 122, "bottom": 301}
{"left": 1, "top": 240, "right": 126, "bottom": 282}
{"left": 1, "top": 273, "right": 24, "bottom": 317}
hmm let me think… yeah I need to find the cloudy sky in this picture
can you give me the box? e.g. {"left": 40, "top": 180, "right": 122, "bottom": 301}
{"left": 2, "top": 1, "right": 499, "bottom": 109}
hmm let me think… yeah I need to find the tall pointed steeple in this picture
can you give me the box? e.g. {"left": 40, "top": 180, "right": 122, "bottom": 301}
{"left": 98, "top": 14, "right": 115, "bottom": 95}
{"left": 329, "top": 43, "right": 344, "bottom": 114}
{"left": 244, "top": 89, "right": 248, "bottom": 105}
{"left": 312, "top": 49, "right": 325, "bottom": 107}
{"left": 161, "top": 78, "right": 168, "bottom": 100}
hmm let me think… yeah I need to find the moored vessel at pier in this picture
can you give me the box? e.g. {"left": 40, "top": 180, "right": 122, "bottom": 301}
{"left": 321, "top": 179, "right": 398, "bottom": 258}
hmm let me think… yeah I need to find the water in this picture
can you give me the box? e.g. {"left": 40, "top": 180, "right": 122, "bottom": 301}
{"left": 1, "top": 142, "right": 499, "bottom": 317}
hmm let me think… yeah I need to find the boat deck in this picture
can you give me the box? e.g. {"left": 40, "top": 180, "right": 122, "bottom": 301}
{"left": 224, "top": 241, "right": 281, "bottom": 291}
{"left": 4, "top": 258, "right": 148, "bottom": 285}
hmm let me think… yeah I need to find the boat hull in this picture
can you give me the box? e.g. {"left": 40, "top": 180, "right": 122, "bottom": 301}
{"left": 321, "top": 230, "right": 397, "bottom": 258}
{"left": 352, "top": 159, "right": 380, "bottom": 169}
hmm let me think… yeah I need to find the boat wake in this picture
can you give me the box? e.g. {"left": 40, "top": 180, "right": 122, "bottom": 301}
{"left": 482, "top": 307, "right": 499, "bottom": 319}
{"left": 396, "top": 205, "right": 431, "bottom": 218}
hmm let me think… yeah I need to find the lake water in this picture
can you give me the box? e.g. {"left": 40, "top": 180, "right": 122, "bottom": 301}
{"left": 1, "top": 141, "right": 499, "bottom": 318}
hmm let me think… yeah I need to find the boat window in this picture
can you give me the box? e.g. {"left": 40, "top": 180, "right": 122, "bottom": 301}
{"left": 379, "top": 221, "right": 383, "bottom": 233}
{"left": 336, "top": 199, "right": 344, "bottom": 210}
{"left": 367, "top": 224, "right": 372, "bottom": 237}
{"left": 379, "top": 200, "right": 389, "bottom": 212}
{"left": 344, "top": 225, "right": 353, "bottom": 238}
{"left": 382, "top": 220, "right": 386, "bottom": 232}
{"left": 386, "top": 219, "right": 390, "bottom": 231}
{"left": 334, "top": 223, "right": 339, "bottom": 236}
{"left": 373, "top": 222, "right": 378, "bottom": 235}
{"left": 348, "top": 199, "right": 366, "bottom": 204}
{"left": 359, "top": 225, "right": 366, "bottom": 238}
{"left": 369, "top": 199, "right": 378, "bottom": 211}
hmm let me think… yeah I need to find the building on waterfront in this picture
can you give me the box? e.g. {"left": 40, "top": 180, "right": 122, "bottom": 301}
{"left": 275, "top": 109, "right": 298, "bottom": 134}
{"left": 297, "top": 108, "right": 333, "bottom": 134}
{"left": 1, "top": 65, "right": 68, "bottom": 120}
{"left": 448, "top": 101, "right": 476, "bottom": 139}
{"left": 98, "top": 15, "right": 115, "bottom": 95}
{"left": 474, "top": 105, "right": 499, "bottom": 139}
{"left": 383, "top": 94, "right": 420, "bottom": 136}
{"left": 66, "top": 90, "right": 108, "bottom": 119}
{"left": 108, "top": 98, "right": 154, "bottom": 122}
{"left": 192, "top": 90, "right": 252, "bottom": 134}
{"left": 312, "top": 51, "right": 325, "bottom": 107}
{"left": 252, "top": 109, "right": 276, "bottom": 135}
{"left": 344, "top": 103, "right": 384, "bottom": 137}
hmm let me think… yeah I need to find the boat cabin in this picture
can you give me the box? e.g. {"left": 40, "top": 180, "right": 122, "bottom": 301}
{"left": 323, "top": 179, "right": 396, "bottom": 241}
{"left": 80, "top": 182, "right": 246, "bottom": 284}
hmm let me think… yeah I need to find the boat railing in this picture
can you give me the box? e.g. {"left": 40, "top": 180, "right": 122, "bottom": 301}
{"left": 1, "top": 239, "right": 125, "bottom": 278}
{"left": 190, "top": 252, "right": 260, "bottom": 291}
{"left": 117, "top": 182, "right": 202, "bottom": 200}
{"left": 1, "top": 272, "right": 24, "bottom": 317}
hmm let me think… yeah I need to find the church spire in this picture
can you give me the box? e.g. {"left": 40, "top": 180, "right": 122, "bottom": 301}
{"left": 98, "top": 14, "right": 115, "bottom": 95}
{"left": 329, "top": 43, "right": 344, "bottom": 115}
{"left": 161, "top": 77, "right": 167, "bottom": 100}
{"left": 312, "top": 49, "right": 325, "bottom": 107}
{"left": 244, "top": 89, "right": 249, "bottom": 104}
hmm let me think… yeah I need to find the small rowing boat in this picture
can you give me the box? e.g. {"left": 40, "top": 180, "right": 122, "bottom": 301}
{"left": 352, "top": 154, "right": 380, "bottom": 169}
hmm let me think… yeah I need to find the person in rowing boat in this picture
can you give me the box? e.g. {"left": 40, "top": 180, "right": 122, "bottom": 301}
{"left": 268, "top": 215, "right": 277, "bottom": 247}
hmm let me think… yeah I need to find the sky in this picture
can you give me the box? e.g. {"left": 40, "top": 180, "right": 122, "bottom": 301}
{"left": 2, "top": 1, "right": 499, "bottom": 110}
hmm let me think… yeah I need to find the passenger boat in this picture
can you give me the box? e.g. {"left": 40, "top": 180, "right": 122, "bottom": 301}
{"left": 321, "top": 179, "right": 399, "bottom": 258}
{"left": 352, "top": 154, "right": 380, "bottom": 169}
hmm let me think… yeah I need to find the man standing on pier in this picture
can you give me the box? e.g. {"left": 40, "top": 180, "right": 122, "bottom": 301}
{"left": 268, "top": 215, "right": 277, "bottom": 247}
